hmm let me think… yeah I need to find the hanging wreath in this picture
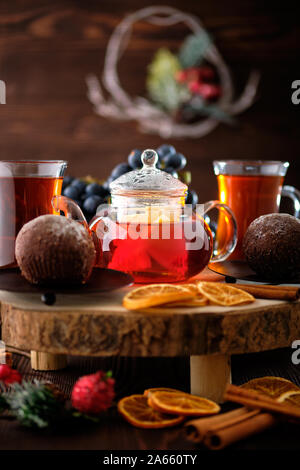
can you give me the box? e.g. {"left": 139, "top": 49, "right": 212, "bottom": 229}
{"left": 86, "top": 5, "right": 260, "bottom": 139}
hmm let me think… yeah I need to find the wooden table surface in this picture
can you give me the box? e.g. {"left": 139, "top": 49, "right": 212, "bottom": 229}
{"left": 1, "top": 348, "right": 300, "bottom": 451}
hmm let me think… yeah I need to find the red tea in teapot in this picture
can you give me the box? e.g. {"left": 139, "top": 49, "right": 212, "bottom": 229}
{"left": 52, "top": 150, "right": 237, "bottom": 284}
{"left": 92, "top": 218, "right": 213, "bottom": 283}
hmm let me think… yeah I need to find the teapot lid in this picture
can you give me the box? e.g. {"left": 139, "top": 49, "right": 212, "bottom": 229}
{"left": 109, "top": 149, "right": 187, "bottom": 197}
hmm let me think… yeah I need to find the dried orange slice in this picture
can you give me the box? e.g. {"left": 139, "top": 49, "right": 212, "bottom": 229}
{"left": 144, "top": 387, "right": 185, "bottom": 397}
{"left": 118, "top": 394, "right": 184, "bottom": 429}
{"left": 162, "top": 284, "right": 208, "bottom": 307}
{"left": 241, "top": 376, "right": 300, "bottom": 399}
{"left": 183, "top": 283, "right": 199, "bottom": 294}
{"left": 277, "top": 391, "right": 300, "bottom": 407}
{"left": 197, "top": 281, "right": 255, "bottom": 306}
{"left": 163, "top": 296, "right": 208, "bottom": 308}
{"left": 123, "top": 284, "right": 194, "bottom": 311}
{"left": 148, "top": 391, "right": 220, "bottom": 417}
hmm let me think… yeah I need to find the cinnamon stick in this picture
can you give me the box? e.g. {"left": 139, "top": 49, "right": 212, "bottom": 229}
{"left": 184, "top": 406, "right": 277, "bottom": 449}
{"left": 203, "top": 412, "right": 276, "bottom": 450}
{"left": 226, "top": 283, "right": 300, "bottom": 301}
{"left": 224, "top": 384, "right": 300, "bottom": 419}
{"left": 184, "top": 407, "right": 259, "bottom": 442}
{"left": 185, "top": 381, "right": 300, "bottom": 450}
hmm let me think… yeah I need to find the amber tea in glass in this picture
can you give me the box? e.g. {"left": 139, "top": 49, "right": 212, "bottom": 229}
{"left": 213, "top": 160, "right": 300, "bottom": 260}
{"left": 0, "top": 161, "right": 67, "bottom": 268}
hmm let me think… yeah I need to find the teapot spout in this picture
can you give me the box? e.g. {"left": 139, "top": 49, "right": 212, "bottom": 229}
{"left": 52, "top": 195, "right": 89, "bottom": 229}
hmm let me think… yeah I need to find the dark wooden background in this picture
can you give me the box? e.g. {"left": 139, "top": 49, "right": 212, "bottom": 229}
{"left": 0, "top": 0, "right": 299, "bottom": 200}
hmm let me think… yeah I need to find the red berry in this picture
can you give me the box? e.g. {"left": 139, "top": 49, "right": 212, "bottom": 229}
{"left": 0, "top": 364, "right": 22, "bottom": 385}
{"left": 176, "top": 66, "right": 216, "bottom": 88}
{"left": 195, "top": 83, "right": 221, "bottom": 100}
{"left": 71, "top": 371, "right": 115, "bottom": 415}
{"left": 198, "top": 66, "right": 215, "bottom": 81}
{"left": 201, "top": 84, "right": 221, "bottom": 100}
{"left": 188, "top": 81, "right": 202, "bottom": 94}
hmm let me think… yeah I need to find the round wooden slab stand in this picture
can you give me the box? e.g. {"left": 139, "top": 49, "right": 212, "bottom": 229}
{"left": 1, "top": 289, "right": 300, "bottom": 403}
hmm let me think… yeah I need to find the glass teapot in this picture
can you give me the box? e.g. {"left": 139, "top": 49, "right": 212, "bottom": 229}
{"left": 53, "top": 149, "right": 237, "bottom": 283}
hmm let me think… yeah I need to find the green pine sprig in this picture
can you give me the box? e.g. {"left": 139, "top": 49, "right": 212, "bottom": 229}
{"left": 3, "top": 380, "right": 66, "bottom": 429}
{"left": 0, "top": 393, "right": 8, "bottom": 413}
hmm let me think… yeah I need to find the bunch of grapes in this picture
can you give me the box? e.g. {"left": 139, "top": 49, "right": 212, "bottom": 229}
{"left": 62, "top": 176, "right": 110, "bottom": 222}
{"left": 62, "top": 144, "right": 199, "bottom": 222}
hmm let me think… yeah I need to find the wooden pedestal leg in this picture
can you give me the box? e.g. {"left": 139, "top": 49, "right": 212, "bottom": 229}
{"left": 31, "top": 351, "right": 67, "bottom": 371}
{"left": 190, "top": 354, "right": 231, "bottom": 403}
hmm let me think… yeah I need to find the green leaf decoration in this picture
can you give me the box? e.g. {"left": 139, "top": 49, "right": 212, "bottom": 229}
{"left": 147, "top": 48, "right": 189, "bottom": 112}
{"left": 184, "top": 96, "right": 234, "bottom": 124}
{"left": 178, "top": 33, "right": 212, "bottom": 69}
{"left": 4, "top": 381, "right": 66, "bottom": 428}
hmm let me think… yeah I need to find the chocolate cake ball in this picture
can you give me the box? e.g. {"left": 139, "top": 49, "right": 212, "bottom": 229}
{"left": 243, "top": 213, "right": 300, "bottom": 280}
{"left": 15, "top": 215, "right": 95, "bottom": 286}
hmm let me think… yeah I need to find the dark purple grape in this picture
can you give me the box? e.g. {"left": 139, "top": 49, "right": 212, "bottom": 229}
{"left": 62, "top": 175, "right": 74, "bottom": 190}
{"left": 85, "top": 183, "right": 110, "bottom": 198}
{"left": 83, "top": 195, "right": 103, "bottom": 214}
{"left": 128, "top": 149, "right": 142, "bottom": 169}
{"left": 156, "top": 144, "right": 176, "bottom": 160}
{"left": 163, "top": 152, "right": 187, "bottom": 170}
{"left": 185, "top": 190, "right": 198, "bottom": 206}
{"left": 102, "top": 176, "right": 113, "bottom": 190}
{"left": 164, "top": 167, "right": 178, "bottom": 178}
{"left": 111, "top": 163, "right": 132, "bottom": 180}
{"left": 63, "top": 185, "right": 80, "bottom": 199}
{"left": 71, "top": 179, "right": 87, "bottom": 193}
{"left": 80, "top": 192, "right": 89, "bottom": 201}
{"left": 73, "top": 199, "right": 83, "bottom": 209}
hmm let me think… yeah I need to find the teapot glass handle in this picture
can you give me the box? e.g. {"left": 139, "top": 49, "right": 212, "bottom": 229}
{"left": 203, "top": 200, "right": 238, "bottom": 263}
{"left": 281, "top": 185, "right": 300, "bottom": 218}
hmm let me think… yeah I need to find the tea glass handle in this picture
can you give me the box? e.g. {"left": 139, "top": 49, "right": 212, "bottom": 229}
{"left": 281, "top": 185, "right": 300, "bottom": 219}
{"left": 203, "top": 200, "right": 238, "bottom": 263}
{"left": 51, "top": 195, "right": 89, "bottom": 229}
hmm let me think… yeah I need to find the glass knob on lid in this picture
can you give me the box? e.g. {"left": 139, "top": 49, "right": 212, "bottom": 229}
{"left": 109, "top": 149, "right": 187, "bottom": 198}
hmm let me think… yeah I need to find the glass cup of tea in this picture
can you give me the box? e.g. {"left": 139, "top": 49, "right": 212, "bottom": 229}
{"left": 213, "top": 160, "right": 300, "bottom": 260}
{"left": 0, "top": 160, "right": 67, "bottom": 268}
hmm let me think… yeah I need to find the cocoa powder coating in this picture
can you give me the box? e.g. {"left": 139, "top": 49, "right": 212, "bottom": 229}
{"left": 15, "top": 215, "right": 96, "bottom": 286}
{"left": 243, "top": 213, "right": 300, "bottom": 280}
